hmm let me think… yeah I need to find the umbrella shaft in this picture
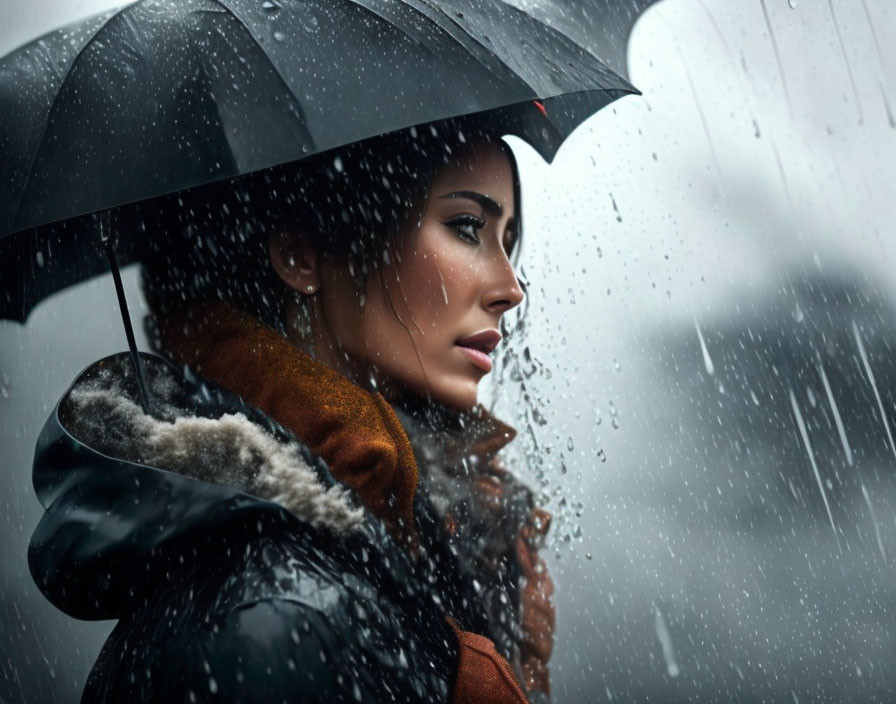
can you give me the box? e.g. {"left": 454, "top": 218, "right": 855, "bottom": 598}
{"left": 103, "top": 240, "right": 151, "bottom": 415}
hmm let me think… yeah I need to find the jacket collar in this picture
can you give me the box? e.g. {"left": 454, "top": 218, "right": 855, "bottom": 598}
{"left": 159, "top": 301, "right": 420, "bottom": 543}
{"left": 158, "top": 301, "right": 517, "bottom": 545}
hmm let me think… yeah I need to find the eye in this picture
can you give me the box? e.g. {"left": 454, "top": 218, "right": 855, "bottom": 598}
{"left": 443, "top": 215, "right": 485, "bottom": 244}
{"left": 503, "top": 223, "right": 519, "bottom": 256}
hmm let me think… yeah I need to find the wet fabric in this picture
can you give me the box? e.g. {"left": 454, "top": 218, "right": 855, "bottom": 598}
{"left": 0, "top": 0, "right": 636, "bottom": 323}
{"left": 28, "top": 337, "right": 552, "bottom": 700}
{"left": 158, "top": 300, "right": 554, "bottom": 695}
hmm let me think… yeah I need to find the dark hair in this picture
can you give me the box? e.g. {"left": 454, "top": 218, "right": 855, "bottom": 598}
{"left": 140, "top": 116, "right": 524, "bottom": 338}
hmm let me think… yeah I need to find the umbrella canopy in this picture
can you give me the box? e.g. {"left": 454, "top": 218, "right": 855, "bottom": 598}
{"left": 0, "top": 0, "right": 639, "bottom": 323}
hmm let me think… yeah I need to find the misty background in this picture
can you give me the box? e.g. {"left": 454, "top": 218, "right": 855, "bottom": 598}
{"left": 2, "top": 0, "right": 895, "bottom": 702}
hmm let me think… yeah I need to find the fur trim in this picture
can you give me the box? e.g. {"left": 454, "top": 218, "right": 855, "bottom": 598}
{"left": 63, "top": 362, "right": 364, "bottom": 534}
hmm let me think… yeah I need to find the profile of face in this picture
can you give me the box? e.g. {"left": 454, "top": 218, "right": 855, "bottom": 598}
{"left": 270, "top": 139, "right": 524, "bottom": 411}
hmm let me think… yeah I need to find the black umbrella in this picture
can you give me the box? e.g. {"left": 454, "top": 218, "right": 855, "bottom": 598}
{"left": 0, "top": 0, "right": 646, "bottom": 407}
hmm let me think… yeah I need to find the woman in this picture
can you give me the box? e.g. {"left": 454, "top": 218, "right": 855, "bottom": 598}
{"left": 28, "top": 119, "right": 554, "bottom": 702}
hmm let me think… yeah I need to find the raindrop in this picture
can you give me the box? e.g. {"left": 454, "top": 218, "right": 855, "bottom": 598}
{"left": 789, "top": 389, "right": 840, "bottom": 551}
{"left": 788, "top": 0, "right": 797, "bottom": 8}
{"left": 272, "top": 30, "right": 285, "bottom": 41}
{"left": 880, "top": 82, "right": 896, "bottom": 129}
{"left": 817, "top": 363, "right": 853, "bottom": 466}
{"left": 35, "top": 250, "right": 44, "bottom": 267}
{"left": 0, "top": 372, "right": 10, "bottom": 399}
{"left": 333, "top": 156, "right": 344, "bottom": 173}
{"left": 694, "top": 320, "right": 714, "bottom": 375}
{"left": 566, "top": 436, "right": 574, "bottom": 451}
{"left": 654, "top": 605, "right": 680, "bottom": 677}
{"left": 854, "top": 321, "right": 896, "bottom": 463}
{"left": 261, "top": 0, "right": 280, "bottom": 11}
{"left": 609, "top": 193, "right": 623, "bottom": 222}
{"left": 861, "top": 484, "right": 887, "bottom": 564}
{"left": 209, "top": 677, "right": 218, "bottom": 694}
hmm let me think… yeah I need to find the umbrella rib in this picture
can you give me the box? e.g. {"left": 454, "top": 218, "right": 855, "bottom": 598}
{"left": 208, "top": 0, "right": 319, "bottom": 140}
{"left": 398, "top": 0, "right": 536, "bottom": 94}
{"left": 344, "top": 1, "right": 436, "bottom": 53}
{"left": 9, "top": 5, "right": 135, "bottom": 230}
{"left": 407, "top": 0, "right": 631, "bottom": 100}
{"left": 488, "top": 0, "right": 637, "bottom": 94}
{"left": 415, "top": 0, "right": 620, "bottom": 98}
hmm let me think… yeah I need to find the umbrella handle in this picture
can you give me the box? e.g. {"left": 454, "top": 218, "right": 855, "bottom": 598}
{"left": 98, "top": 212, "right": 152, "bottom": 416}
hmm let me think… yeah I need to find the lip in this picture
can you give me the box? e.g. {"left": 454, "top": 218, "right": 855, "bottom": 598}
{"left": 456, "top": 329, "right": 501, "bottom": 373}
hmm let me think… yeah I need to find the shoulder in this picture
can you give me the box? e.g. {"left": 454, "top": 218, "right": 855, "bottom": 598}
{"left": 86, "top": 529, "right": 457, "bottom": 703}
{"left": 85, "top": 595, "right": 348, "bottom": 703}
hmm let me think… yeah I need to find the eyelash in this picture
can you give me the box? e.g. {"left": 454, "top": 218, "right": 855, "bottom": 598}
{"left": 444, "top": 215, "right": 486, "bottom": 244}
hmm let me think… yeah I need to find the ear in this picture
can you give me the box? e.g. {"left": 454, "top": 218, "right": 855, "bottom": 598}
{"left": 268, "top": 232, "right": 320, "bottom": 294}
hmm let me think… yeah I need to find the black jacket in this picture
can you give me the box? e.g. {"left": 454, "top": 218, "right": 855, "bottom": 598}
{"left": 28, "top": 353, "right": 511, "bottom": 702}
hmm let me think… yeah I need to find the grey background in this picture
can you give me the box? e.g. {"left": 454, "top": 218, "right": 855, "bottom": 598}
{"left": 2, "top": 0, "right": 896, "bottom": 702}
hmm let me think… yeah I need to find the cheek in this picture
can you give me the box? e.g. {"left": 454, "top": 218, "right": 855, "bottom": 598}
{"left": 396, "top": 237, "right": 479, "bottom": 326}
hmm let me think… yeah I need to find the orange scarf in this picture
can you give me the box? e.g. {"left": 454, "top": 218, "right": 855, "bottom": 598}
{"left": 159, "top": 300, "right": 421, "bottom": 543}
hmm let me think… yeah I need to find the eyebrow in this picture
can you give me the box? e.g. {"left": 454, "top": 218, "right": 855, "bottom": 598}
{"left": 438, "top": 190, "right": 504, "bottom": 218}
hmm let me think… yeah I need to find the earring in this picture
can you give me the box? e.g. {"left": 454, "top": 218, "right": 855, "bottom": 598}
{"left": 305, "top": 284, "right": 315, "bottom": 294}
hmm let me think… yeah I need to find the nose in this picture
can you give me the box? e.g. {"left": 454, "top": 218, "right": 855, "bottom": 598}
{"left": 482, "top": 254, "right": 525, "bottom": 314}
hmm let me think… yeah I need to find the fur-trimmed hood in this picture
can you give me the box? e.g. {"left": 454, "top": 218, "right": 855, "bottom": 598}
{"left": 63, "top": 354, "right": 363, "bottom": 533}
{"left": 29, "top": 352, "right": 375, "bottom": 621}
{"left": 28, "top": 304, "right": 552, "bottom": 702}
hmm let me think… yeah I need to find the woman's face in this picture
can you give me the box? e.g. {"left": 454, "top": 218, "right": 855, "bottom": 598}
{"left": 278, "top": 140, "right": 524, "bottom": 411}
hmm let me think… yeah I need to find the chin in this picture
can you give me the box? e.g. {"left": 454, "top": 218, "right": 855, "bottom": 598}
{"left": 427, "top": 377, "right": 480, "bottom": 412}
